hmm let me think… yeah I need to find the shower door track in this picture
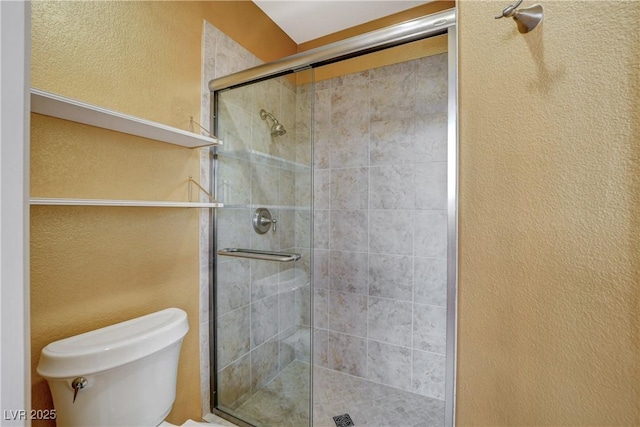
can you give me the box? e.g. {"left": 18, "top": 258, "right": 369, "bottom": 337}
{"left": 209, "top": 8, "right": 456, "bottom": 92}
{"left": 209, "top": 7, "right": 458, "bottom": 427}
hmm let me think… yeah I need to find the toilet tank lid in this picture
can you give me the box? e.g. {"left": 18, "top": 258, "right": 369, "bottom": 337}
{"left": 37, "top": 308, "right": 189, "bottom": 379}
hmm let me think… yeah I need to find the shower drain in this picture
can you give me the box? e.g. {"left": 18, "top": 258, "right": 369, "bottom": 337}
{"left": 333, "top": 413, "right": 355, "bottom": 427}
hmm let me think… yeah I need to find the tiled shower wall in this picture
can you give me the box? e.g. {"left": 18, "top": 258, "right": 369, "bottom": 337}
{"left": 200, "top": 22, "right": 312, "bottom": 412}
{"left": 311, "top": 55, "right": 449, "bottom": 400}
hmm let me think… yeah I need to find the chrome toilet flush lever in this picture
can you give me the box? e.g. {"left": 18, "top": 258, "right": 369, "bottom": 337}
{"left": 72, "top": 377, "right": 87, "bottom": 403}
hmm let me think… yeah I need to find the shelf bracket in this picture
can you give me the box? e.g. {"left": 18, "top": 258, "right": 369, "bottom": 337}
{"left": 188, "top": 176, "right": 217, "bottom": 203}
{"left": 190, "top": 117, "right": 219, "bottom": 140}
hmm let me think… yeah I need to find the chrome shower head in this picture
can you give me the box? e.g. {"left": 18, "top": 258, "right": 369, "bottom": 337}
{"left": 259, "top": 109, "right": 287, "bottom": 137}
{"left": 271, "top": 122, "right": 287, "bottom": 137}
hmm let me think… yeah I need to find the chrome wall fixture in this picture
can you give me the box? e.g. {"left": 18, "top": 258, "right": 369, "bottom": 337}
{"left": 217, "top": 248, "right": 301, "bottom": 263}
{"left": 252, "top": 207, "right": 277, "bottom": 234}
{"left": 495, "top": 0, "right": 544, "bottom": 33}
{"left": 259, "top": 109, "right": 287, "bottom": 137}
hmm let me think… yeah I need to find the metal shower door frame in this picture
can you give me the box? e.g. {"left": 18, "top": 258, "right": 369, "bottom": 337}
{"left": 208, "top": 8, "right": 459, "bottom": 427}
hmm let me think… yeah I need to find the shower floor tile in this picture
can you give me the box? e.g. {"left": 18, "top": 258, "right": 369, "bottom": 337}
{"left": 230, "top": 361, "right": 444, "bottom": 427}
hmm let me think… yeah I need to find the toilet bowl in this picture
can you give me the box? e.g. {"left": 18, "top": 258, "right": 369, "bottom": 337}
{"left": 37, "top": 308, "right": 192, "bottom": 427}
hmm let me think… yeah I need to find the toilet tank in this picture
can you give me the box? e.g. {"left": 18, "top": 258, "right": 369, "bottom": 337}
{"left": 37, "top": 308, "right": 189, "bottom": 427}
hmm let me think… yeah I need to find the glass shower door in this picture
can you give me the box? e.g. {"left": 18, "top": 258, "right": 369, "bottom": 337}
{"left": 212, "top": 70, "right": 313, "bottom": 427}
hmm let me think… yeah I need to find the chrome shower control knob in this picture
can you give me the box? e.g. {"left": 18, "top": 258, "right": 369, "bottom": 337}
{"left": 253, "top": 208, "right": 277, "bottom": 234}
{"left": 71, "top": 377, "right": 87, "bottom": 403}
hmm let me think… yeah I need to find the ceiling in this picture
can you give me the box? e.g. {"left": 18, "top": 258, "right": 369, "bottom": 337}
{"left": 252, "top": 1, "right": 433, "bottom": 44}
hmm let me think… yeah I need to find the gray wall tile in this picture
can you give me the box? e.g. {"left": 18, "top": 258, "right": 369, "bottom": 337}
{"left": 251, "top": 259, "right": 279, "bottom": 301}
{"left": 297, "top": 286, "right": 311, "bottom": 327}
{"left": 370, "top": 118, "right": 415, "bottom": 166}
{"left": 277, "top": 209, "right": 295, "bottom": 250}
{"left": 252, "top": 163, "right": 280, "bottom": 205}
{"left": 315, "top": 89, "right": 331, "bottom": 131}
{"left": 314, "top": 288, "right": 329, "bottom": 330}
{"left": 329, "top": 291, "right": 368, "bottom": 337}
{"left": 415, "top": 54, "right": 448, "bottom": 116}
{"left": 217, "top": 208, "right": 251, "bottom": 250}
{"left": 314, "top": 169, "right": 331, "bottom": 209}
{"left": 369, "top": 254, "right": 413, "bottom": 301}
{"left": 279, "top": 289, "right": 296, "bottom": 333}
{"left": 279, "top": 329, "right": 296, "bottom": 371}
{"left": 367, "top": 340, "right": 412, "bottom": 390}
{"left": 415, "top": 113, "right": 447, "bottom": 163}
{"left": 216, "top": 101, "right": 252, "bottom": 156}
{"left": 330, "top": 210, "right": 368, "bottom": 252}
{"left": 251, "top": 294, "right": 279, "bottom": 348}
{"left": 415, "top": 162, "right": 447, "bottom": 210}
{"left": 314, "top": 328, "right": 329, "bottom": 368}
{"left": 369, "top": 210, "right": 413, "bottom": 255}
{"left": 331, "top": 167, "right": 369, "bottom": 210}
{"left": 251, "top": 338, "right": 280, "bottom": 392}
{"left": 313, "top": 249, "right": 330, "bottom": 289}
{"left": 329, "top": 251, "right": 368, "bottom": 295}
{"left": 371, "top": 73, "right": 416, "bottom": 122}
{"left": 216, "top": 259, "right": 250, "bottom": 316}
{"left": 217, "top": 354, "right": 251, "bottom": 408}
{"left": 279, "top": 168, "right": 295, "bottom": 207}
{"left": 217, "top": 155, "right": 251, "bottom": 205}
{"left": 328, "top": 332, "right": 367, "bottom": 378}
{"left": 331, "top": 71, "right": 369, "bottom": 88}
{"left": 331, "top": 82, "right": 370, "bottom": 126}
{"left": 413, "top": 304, "right": 447, "bottom": 355}
{"left": 368, "top": 297, "right": 412, "bottom": 347}
{"left": 314, "top": 210, "right": 330, "bottom": 250}
{"left": 217, "top": 306, "right": 250, "bottom": 368}
{"left": 295, "top": 210, "right": 311, "bottom": 248}
{"left": 370, "top": 164, "right": 415, "bottom": 210}
{"left": 412, "top": 350, "right": 446, "bottom": 400}
{"left": 295, "top": 170, "right": 311, "bottom": 208}
{"left": 414, "top": 257, "right": 447, "bottom": 307}
{"left": 329, "top": 123, "right": 370, "bottom": 168}
{"left": 414, "top": 210, "right": 447, "bottom": 258}
{"left": 314, "top": 129, "right": 331, "bottom": 169}
{"left": 368, "top": 60, "right": 415, "bottom": 80}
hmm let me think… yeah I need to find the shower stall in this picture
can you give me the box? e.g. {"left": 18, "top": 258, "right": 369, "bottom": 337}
{"left": 205, "top": 8, "right": 457, "bottom": 427}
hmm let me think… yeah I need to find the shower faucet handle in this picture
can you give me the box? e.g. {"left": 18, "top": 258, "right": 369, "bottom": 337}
{"left": 260, "top": 216, "right": 277, "bottom": 232}
{"left": 253, "top": 208, "right": 277, "bottom": 234}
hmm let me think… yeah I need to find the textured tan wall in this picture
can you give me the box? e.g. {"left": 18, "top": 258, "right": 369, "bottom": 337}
{"left": 30, "top": 1, "right": 295, "bottom": 425}
{"left": 457, "top": 1, "right": 640, "bottom": 425}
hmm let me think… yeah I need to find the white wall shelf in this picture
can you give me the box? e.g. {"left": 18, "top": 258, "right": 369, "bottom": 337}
{"left": 30, "top": 198, "right": 223, "bottom": 208}
{"left": 31, "top": 88, "right": 223, "bottom": 149}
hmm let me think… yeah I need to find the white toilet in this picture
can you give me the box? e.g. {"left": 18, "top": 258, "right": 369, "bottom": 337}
{"left": 37, "top": 308, "right": 207, "bottom": 427}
